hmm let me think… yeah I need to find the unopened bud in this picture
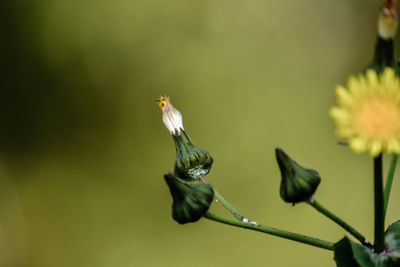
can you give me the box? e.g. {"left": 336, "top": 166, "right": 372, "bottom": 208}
{"left": 378, "top": 0, "right": 398, "bottom": 40}
{"left": 275, "top": 148, "right": 321, "bottom": 205}
{"left": 156, "top": 96, "right": 184, "bottom": 135}
{"left": 157, "top": 96, "right": 213, "bottom": 180}
{"left": 173, "top": 130, "right": 214, "bottom": 180}
{"left": 164, "top": 172, "right": 214, "bottom": 224}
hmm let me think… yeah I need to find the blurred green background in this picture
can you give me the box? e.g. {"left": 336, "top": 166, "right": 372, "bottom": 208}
{"left": 1, "top": 0, "right": 400, "bottom": 266}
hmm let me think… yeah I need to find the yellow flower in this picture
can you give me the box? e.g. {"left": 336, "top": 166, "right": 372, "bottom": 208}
{"left": 330, "top": 68, "right": 400, "bottom": 156}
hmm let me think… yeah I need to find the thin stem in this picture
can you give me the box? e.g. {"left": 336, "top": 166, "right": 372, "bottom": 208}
{"left": 374, "top": 154, "right": 385, "bottom": 253}
{"left": 198, "top": 175, "right": 244, "bottom": 221}
{"left": 203, "top": 211, "right": 334, "bottom": 251}
{"left": 213, "top": 189, "right": 244, "bottom": 221}
{"left": 307, "top": 199, "right": 371, "bottom": 248}
{"left": 384, "top": 153, "right": 398, "bottom": 217}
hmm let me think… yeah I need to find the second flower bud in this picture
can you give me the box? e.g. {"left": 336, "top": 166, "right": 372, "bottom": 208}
{"left": 275, "top": 148, "right": 321, "bottom": 205}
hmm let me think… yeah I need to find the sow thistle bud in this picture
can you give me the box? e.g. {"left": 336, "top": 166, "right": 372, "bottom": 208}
{"left": 378, "top": 0, "right": 398, "bottom": 40}
{"left": 370, "top": 1, "right": 399, "bottom": 73}
{"left": 275, "top": 148, "right": 321, "bottom": 205}
{"left": 164, "top": 172, "right": 214, "bottom": 224}
{"left": 156, "top": 96, "right": 214, "bottom": 180}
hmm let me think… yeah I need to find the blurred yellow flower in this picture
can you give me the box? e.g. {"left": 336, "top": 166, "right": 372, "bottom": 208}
{"left": 330, "top": 68, "right": 400, "bottom": 156}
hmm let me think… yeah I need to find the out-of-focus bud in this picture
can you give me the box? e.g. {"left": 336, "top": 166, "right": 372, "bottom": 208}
{"left": 378, "top": 0, "right": 398, "bottom": 40}
{"left": 370, "top": 1, "right": 399, "bottom": 74}
{"left": 157, "top": 96, "right": 214, "bottom": 180}
{"left": 275, "top": 148, "right": 321, "bottom": 205}
{"left": 164, "top": 172, "right": 214, "bottom": 224}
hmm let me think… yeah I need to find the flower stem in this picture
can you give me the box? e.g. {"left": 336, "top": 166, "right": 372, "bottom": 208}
{"left": 307, "top": 198, "right": 371, "bottom": 247}
{"left": 384, "top": 153, "right": 398, "bottom": 217}
{"left": 374, "top": 154, "right": 385, "bottom": 253}
{"left": 203, "top": 211, "right": 334, "bottom": 251}
{"left": 198, "top": 175, "right": 244, "bottom": 221}
{"left": 213, "top": 189, "right": 244, "bottom": 221}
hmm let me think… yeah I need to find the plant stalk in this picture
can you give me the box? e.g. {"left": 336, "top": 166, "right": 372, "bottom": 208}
{"left": 384, "top": 153, "right": 398, "bottom": 217}
{"left": 203, "top": 211, "right": 334, "bottom": 251}
{"left": 198, "top": 175, "right": 244, "bottom": 221}
{"left": 213, "top": 189, "right": 244, "bottom": 221}
{"left": 374, "top": 154, "right": 385, "bottom": 253}
{"left": 307, "top": 198, "right": 371, "bottom": 247}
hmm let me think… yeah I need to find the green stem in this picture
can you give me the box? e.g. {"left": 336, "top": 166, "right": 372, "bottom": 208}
{"left": 369, "top": 37, "right": 396, "bottom": 74}
{"left": 374, "top": 154, "right": 385, "bottom": 253}
{"left": 384, "top": 153, "right": 398, "bottom": 217}
{"left": 307, "top": 199, "right": 371, "bottom": 248}
{"left": 214, "top": 189, "right": 244, "bottom": 221}
{"left": 198, "top": 175, "right": 244, "bottom": 221}
{"left": 203, "top": 211, "right": 334, "bottom": 251}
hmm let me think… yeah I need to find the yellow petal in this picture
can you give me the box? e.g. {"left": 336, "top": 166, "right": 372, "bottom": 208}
{"left": 387, "top": 139, "right": 400, "bottom": 154}
{"left": 336, "top": 127, "right": 355, "bottom": 138}
{"left": 366, "top": 69, "right": 378, "bottom": 87}
{"left": 381, "top": 68, "right": 395, "bottom": 87}
{"left": 335, "top": 86, "right": 354, "bottom": 106}
{"left": 349, "top": 138, "right": 367, "bottom": 153}
{"left": 369, "top": 141, "right": 382, "bottom": 157}
{"left": 348, "top": 75, "right": 362, "bottom": 96}
{"left": 329, "top": 107, "right": 350, "bottom": 122}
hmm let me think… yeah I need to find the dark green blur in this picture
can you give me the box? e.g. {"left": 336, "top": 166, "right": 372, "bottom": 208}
{"left": 1, "top": 1, "right": 400, "bottom": 267}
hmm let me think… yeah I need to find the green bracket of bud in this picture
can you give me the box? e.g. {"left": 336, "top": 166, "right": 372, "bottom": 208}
{"left": 164, "top": 172, "right": 214, "bottom": 224}
{"left": 369, "top": 37, "right": 399, "bottom": 75}
{"left": 173, "top": 130, "right": 214, "bottom": 180}
{"left": 275, "top": 148, "right": 321, "bottom": 205}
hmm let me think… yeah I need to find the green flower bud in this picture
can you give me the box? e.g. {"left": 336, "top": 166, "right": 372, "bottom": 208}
{"left": 157, "top": 96, "right": 213, "bottom": 180}
{"left": 275, "top": 148, "right": 321, "bottom": 205}
{"left": 378, "top": 0, "right": 398, "bottom": 41}
{"left": 163, "top": 172, "right": 214, "bottom": 224}
{"left": 173, "top": 130, "right": 213, "bottom": 180}
{"left": 369, "top": 1, "right": 399, "bottom": 75}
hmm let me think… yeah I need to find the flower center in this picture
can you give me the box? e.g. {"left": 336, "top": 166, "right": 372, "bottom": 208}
{"left": 355, "top": 98, "right": 400, "bottom": 139}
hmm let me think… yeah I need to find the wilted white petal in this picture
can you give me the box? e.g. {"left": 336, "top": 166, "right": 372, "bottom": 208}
{"left": 157, "top": 96, "right": 184, "bottom": 135}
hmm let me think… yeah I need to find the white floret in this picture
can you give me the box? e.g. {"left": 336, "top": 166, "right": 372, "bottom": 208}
{"left": 188, "top": 165, "right": 209, "bottom": 179}
{"left": 163, "top": 107, "right": 184, "bottom": 135}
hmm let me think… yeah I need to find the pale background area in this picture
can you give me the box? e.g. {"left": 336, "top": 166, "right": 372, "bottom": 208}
{"left": 1, "top": 0, "right": 400, "bottom": 266}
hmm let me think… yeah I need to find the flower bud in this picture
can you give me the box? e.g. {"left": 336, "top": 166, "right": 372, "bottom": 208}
{"left": 369, "top": 1, "right": 399, "bottom": 74}
{"left": 172, "top": 130, "right": 214, "bottom": 180}
{"left": 275, "top": 148, "right": 321, "bottom": 205}
{"left": 156, "top": 96, "right": 184, "bottom": 135}
{"left": 157, "top": 96, "right": 214, "bottom": 180}
{"left": 378, "top": 0, "right": 398, "bottom": 40}
{"left": 163, "top": 172, "right": 214, "bottom": 224}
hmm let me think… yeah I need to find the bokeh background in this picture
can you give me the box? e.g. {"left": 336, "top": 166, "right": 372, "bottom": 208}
{"left": 1, "top": 0, "right": 400, "bottom": 266}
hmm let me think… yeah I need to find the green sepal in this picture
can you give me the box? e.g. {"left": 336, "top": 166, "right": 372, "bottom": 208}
{"left": 173, "top": 130, "right": 213, "bottom": 181}
{"left": 334, "top": 221, "right": 400, "bottom": 267}
{"left": 164, "top": 172, "right": 214, "bottom": 224}
{"left": 368, "top": 37, "right": 400, "bottom": 76}
{"left": 275, "top": 148, "right": 321, "bottom": 205}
